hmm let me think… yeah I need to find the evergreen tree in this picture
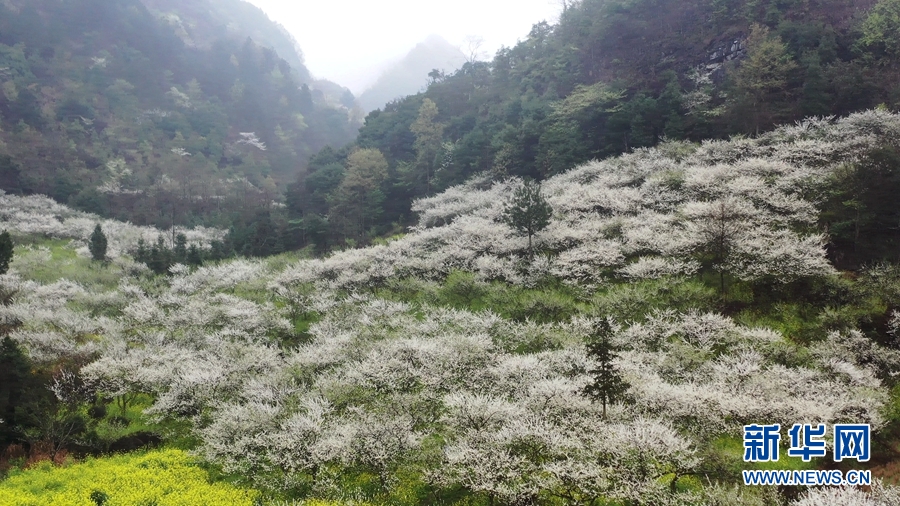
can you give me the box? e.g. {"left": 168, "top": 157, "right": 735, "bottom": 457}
{"left": 800, "top": 53, "right": 832, "bottom": 117}
{"left": 89, "top": 224, "right": 107, "bottom": 262}
{"left": 500, "top": 180, "right": 553, "bottom": 256}
{"left": 582, "top": 320, "right": 629, "bottom": 419}
{"left": 0, "top": 336, "right": 34, "bottom": 445}
{"left": 186, "top": 245, "right": 203, "bottom": 267}
{"left": 0, "top": 230, "right": 12, "bottom": 275}
{"left": 729, "top": 24, "right": 800, "bottom": 134}
{"left": 135, "top": 238, "right": 149, "bottom": 264}
{"left": 149, "top": 235, "right": 172, "bottom": 274}
{"left": 174, "top": 233, "right": 188, "bottom": 263}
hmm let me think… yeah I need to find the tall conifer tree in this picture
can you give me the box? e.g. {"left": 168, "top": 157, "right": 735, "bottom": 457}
{"left": 89, "top": 224, "right": 108, "bottom": 262}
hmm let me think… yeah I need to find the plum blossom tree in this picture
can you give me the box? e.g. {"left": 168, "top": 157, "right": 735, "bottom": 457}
{"left": 792, "top": 482, "right": 900, "bottom": 506}
{"left": 684, "top": 198, "right": 755, "bottom": 292}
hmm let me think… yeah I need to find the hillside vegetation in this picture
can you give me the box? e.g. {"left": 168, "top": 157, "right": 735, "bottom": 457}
{"left": 285, "top": 0, "right": 900, "bottom": 252}
{"left": 2, "top": 111, "right": 900, "bottom": 505}
{"left": 0, "top": 0, "right": 359, "bottom": 254}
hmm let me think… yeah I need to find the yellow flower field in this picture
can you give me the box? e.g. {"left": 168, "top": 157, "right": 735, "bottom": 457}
{"left": 0, "top": 449, "right": 258, "bottom": 506}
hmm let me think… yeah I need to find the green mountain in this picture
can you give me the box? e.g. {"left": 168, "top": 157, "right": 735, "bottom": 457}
{"left": 286, "top": 0, "right": 899, "bottom": 253}
{"left": 141, "top": 0, "right": 310, "bottom": 79}
{"left": 0, "top": 0, "right": 358, "bottom": 245}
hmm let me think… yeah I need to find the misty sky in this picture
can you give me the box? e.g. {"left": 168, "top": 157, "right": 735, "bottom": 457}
{"left": 244, "top": 0, "right": 562, "bottom": 93}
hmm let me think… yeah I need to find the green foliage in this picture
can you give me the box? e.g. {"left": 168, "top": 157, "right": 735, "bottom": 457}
{"left": 503, "top": 289, "right": 581, "bottom": 325}
{"left": 799, "top": 52, "right": 832, "bottom": 117}
{"left": 821, "top": 147, "right": 900, "bottom": 268}
{"left": 591, "top": 277, "right": 719, "bottom": 322}
{"left": 294, "top": 0, "right": 900, "bottom": 253}
{"left": 329, "top": 149, "right": 390, "bottom": 242}
{"left": 134, "top": 235, "right": 226, "bottom": 274}
{"left": 582, "top": 320, "right": 630, "bottom": 418}
{"left": 381, "top": 273, "right": 585, "bottom": 328}
{"left": 0, "top": 336, "right": 36, "bottom": 446}
{"left": 501, "top": 180, "right": 553, "bottom": 254}
{"left": 860, "top": 0, "right": 900, "bottom": 61}
{"left": 11, "top": 239, "right": 125, "bottom": 290}
{"left": 409, "top": 98, "right": 445, "bottom": 194}
{"left": 0, "top": 156, "right": 23, "bottom": 194}
{"left": 728, "top": 25, "right": 800, "bottom": 134}
{"left": 88, "top": 224, "right": 107, "bottom": 262}
{"left": 0, "top": 230, "right": 12, "bottom": 275}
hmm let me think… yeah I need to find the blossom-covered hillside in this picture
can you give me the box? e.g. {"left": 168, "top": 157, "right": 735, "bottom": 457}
{"left": 280, "top": 110, "right": 900, "bottom": 290}
{"left": 3, "top": 111, "right": 900, "bottom": 505}
{"left": 0, "top": 191, "right": 223, "bottom": 258}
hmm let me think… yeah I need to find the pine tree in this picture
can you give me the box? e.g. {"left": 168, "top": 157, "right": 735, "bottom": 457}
{"left": 135, "top": 238, "right": 149, "bottom": 264}
{"left": 0, "top": 230, "right": 12, "bottom": 275}
{"left": 89, "top": 224, "right": 107, "bottom": 261}
{"left": 501, "top": 180, "right": 553, "bottom": 257}
{"left": 174, "top": 233, "right": 188, "bottom": 263}
{"left": 149, "top": 235, "right": 171, "bottom": 274}
{"left": 582, "top": 320, "right": 629, "bottom": 419}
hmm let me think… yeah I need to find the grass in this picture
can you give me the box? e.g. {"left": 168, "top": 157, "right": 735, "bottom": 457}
{"left": 86, "top": 394, "right": 197, "bottom": 453}
{"left": 701, "top": 434, "right": 819, "bottom": 490}
{"left": 379, "top": 271, "right": 588, "bottom": 324}
{"left": 590, "top": 277, "right": 719, "bottom": 322}
{"left": 10, "top": 239, "right": 126, "bottom": 290}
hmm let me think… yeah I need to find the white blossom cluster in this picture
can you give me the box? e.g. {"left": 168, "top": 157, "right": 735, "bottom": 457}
{"left": 237, "top": 132, "right": 267, "bottom": 151}
{"left": 0, "top": 191, "right": 224, "bottom": 258}
{"left": 0, "top": 272, "right": 118, "bottom": 363}
{"left": 889, "top": 310, "right": 900, "bottom": 344}
{"left": 792, "top": 482, "right": 900, "bottom": 506}
{"left": 70, "top": 268, "right": 890, "bottom": 503}
{"left": 1, "top": 237, "right": 895, "bottom": 503}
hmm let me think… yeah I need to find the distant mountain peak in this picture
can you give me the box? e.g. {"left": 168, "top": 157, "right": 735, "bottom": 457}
{"left": 357, "top": 36, "right": 466, "bottom": 113}
{"left": 422, "top": 33, "right": 452, "bottom": 46}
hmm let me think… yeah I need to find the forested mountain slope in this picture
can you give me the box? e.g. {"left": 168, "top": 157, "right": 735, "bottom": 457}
{"left": 2, "top": 110, "right": 900, "bottom": 505}
{"left": 0, "top": 0, "right": 358, "bottom": 243}
{"left": 287, "top": 0, "right": 900, "bottom": 251}
{"left": 141, "top": 0, "right": 310, "bottom": 79}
